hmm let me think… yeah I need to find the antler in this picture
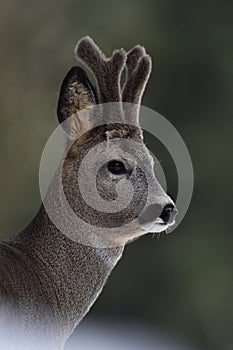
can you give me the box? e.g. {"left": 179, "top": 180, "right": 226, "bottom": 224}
{"left": 122, "top": 45, "right": 152, "bottom": 104}
{"left": 74, "top": 36, "right": 152, "bottom": 124}
{"left": 122, "top": 46, "right": 152, "bottom": 122}
{"left": 75, "top": 36, "right": 126, "bottom": 104}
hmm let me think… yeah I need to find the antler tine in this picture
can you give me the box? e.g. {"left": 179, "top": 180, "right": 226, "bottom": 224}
{"left": 124, "top": 45, "right": 146, "bottom": 78}
{"left": 122, "top": 45, "right": 152, "bottom": 109}
{"left": 75, "top": 36, "right": 126, "bottom": 104}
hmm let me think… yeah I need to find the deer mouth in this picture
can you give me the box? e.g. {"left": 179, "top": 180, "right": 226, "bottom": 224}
{"left": 140, "top": 219, "right": 175, "bottom": 234}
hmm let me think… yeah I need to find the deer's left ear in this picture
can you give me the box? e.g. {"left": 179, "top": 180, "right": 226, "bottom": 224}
{"left": 57, "top": 66, "right": 98, "bottom": 139}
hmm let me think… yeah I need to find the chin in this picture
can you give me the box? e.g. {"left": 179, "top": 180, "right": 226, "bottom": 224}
{"left": 140, "top": 218, "right": 176, "bottom": 234}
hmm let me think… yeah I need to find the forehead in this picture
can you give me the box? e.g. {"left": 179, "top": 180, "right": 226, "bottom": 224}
{"left": 88, "top": 123, "right": 142, "bottom": 142}
{"left": 67, "top": 123, "right": 156, "bottom": 175}
{"left": 68, "top": 123, "right": 144, "bottom": 157}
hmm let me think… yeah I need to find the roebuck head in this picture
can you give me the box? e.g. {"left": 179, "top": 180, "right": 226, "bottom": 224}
{"left": 53, "top": 36, "right": 177, "bottom": 247}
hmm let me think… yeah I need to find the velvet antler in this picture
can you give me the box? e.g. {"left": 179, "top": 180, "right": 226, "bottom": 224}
{"left": 122, "top": 45, "right": 152, "bottom": 122}
{"left": 122, "top": 45, "right": 151, "bottom": 104}
{"left": 74, "top": 36, "right": 152, "bottom": 124}
{"left": 75, "top": 36, "right": 126, "bottom": 104}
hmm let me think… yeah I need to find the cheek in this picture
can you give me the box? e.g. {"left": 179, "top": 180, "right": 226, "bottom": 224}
{"left": 96, "top": 172, "right": 119, "bottom": 201}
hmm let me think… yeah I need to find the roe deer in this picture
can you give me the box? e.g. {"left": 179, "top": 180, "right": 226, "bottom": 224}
{"left": 0, "top": 36, "right": 177, "bottom": 349}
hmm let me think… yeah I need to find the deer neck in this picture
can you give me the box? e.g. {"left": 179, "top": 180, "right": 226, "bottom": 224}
{"left": 4, "top": 204, "right": 124, "bottom": 348}
{"left": 2, "top": 138, "right": 126, "bottom": 348}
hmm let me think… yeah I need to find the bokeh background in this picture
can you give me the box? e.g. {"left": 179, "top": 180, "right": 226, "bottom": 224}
{"left": 0, "top": 1, "right": 232, "bottom": 349}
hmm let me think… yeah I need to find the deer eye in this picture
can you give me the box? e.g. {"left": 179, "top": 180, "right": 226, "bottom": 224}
{"left": 107, "top": 160, "right": 126, "bottom": 175}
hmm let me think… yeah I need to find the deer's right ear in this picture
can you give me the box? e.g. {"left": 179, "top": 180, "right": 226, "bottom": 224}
{"left": 57, "top": 66, "right": 98, "bottom": 139}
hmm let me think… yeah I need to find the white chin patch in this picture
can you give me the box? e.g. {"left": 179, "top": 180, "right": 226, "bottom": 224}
{"left": 140, "top": 218, "right": 173, "bottom": 233}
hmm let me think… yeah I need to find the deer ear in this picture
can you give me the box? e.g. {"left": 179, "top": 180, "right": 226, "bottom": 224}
{"left": 57, "top": 66, "right": 98, "bottom": 139}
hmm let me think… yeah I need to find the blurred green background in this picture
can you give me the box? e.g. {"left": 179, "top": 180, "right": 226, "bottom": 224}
{"left": 0, "top": 0, "right": 232, "bottom": 349}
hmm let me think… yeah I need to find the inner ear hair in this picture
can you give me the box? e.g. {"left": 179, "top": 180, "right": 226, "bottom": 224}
{"left": 57, "top": 66, "right": 97, "bottom": 125}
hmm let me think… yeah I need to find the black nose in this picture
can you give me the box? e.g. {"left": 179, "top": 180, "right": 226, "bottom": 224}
{"left": 160, "top": 204, "right": 176, "bottom": 224}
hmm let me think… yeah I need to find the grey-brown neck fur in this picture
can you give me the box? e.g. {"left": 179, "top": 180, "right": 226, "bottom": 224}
{"left": 0, "top": 205, "right": 123, "bottom": 349}
{"left": 0, "top": 36, "right": 153, "bottom": 349}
